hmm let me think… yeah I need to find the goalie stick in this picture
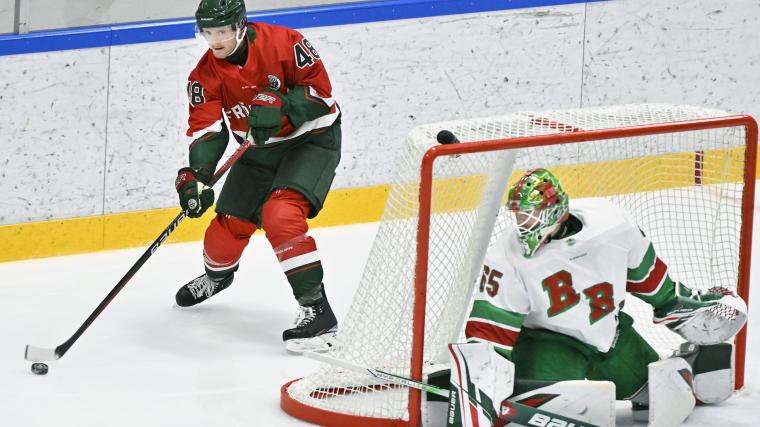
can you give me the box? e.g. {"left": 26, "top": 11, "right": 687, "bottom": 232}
{"left": 302, "top": 351, "right": 600, "bottom": 427}
{"left": 25, "top": 140, "right": 253, "bottom": 363}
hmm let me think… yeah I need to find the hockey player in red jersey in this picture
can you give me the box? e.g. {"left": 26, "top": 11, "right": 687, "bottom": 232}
{"left": 174, "top": 0, "right": 341, "bottom": 353}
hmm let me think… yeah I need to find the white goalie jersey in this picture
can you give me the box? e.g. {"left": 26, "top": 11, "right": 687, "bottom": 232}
{"left": 466, "top": 198, "right": 673, "bottom": 357}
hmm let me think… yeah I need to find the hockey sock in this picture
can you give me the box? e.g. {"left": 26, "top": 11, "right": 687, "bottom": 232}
{"left": 203, "top": 213, "right": 257, "bottom": 277}
{"left": 273, "top": 234, "right": 324, "bottom": 305}
{"left": 263, "top": 189, "right": 324, "bottom": 305}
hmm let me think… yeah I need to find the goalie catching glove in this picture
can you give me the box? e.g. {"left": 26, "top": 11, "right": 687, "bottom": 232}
{"left": 653, "top": 284, "right": 747, "bottom": 345}
{"left": 175, "top": 167, "right": 214, "bottom": 218}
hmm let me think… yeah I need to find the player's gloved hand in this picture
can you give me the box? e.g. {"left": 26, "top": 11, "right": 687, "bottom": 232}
{"left": 653, "top": 284, "right": 747, "bottom": 345}
{"left": 247, "top": 90, "right": 286, "bottom": 145}
{"left": 175, "top": 167, "right": 214, "bottom": 218}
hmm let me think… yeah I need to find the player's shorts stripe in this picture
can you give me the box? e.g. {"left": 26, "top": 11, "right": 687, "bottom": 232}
{"left": 469, "top": 300, "right": 525, "bottom": 329}
{"left": 628, "top": 243, "right": 657, "bottom": 282}
{"left": 627, "top": 257, "right": 667, "bottom": 294}
{"left": 465, "top": 320, "right": 519, "bottom": 349}
{"left": 279, "top": 251, "right": 320, "bottom": 272}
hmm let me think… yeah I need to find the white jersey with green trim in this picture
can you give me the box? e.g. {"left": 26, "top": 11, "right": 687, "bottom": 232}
{"left": 479, "top": 198, "right": 651, "bottom": 353}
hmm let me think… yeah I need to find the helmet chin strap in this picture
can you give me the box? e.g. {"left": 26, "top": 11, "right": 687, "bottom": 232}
{"left": 225, "top": 26, "right": 247, "bottom": 58}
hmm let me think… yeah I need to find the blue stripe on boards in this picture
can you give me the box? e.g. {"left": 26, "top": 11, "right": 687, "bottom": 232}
{"left": 110, "top": 19, "right": 197, "bottom": 46}
{"left": 0, "top": 26, "right": 113, "bottom": 55}
{"left": 0, "top": 0, "right": 604, "bottom": 56}
{"left": 258, "top": 0, "right": 603, "bottom": 28}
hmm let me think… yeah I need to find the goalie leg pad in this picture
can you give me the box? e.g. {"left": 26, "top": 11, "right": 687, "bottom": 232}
{"left": 508, "top": 380, "right": 616, "bottom": 427}
{"left": 447, "top": 342, "right": 514, "bottom": 427}
{"left": 677, "top": 342, "right": 734, "bottom": 404}
{"left": 647, "top": 357, "right": 695, "bottom": 427}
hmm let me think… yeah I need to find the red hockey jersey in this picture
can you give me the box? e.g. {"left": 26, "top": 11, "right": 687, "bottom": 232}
{"left": 186, "top": 22, "right": 339, "bottom": 145}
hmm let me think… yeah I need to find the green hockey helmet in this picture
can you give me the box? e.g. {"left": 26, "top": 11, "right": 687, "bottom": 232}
{"left": 506, "top": 168, "right": 569, "bottom": 257}
{"left": 195, "top": 0, "right": 247, "bottom": 30}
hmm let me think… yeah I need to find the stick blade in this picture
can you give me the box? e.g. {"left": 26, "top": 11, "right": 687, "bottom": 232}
{"left": 25, "top": 345, "right": 59, "bottom": 362}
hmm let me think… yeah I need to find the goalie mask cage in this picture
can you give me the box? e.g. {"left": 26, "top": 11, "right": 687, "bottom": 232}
{"left": 281, "top": 104, "right": 757, "bottom": 427}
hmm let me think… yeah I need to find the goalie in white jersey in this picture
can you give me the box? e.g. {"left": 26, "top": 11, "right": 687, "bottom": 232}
{"left": 457, "top": 168, "right": 747, "bottom": 426}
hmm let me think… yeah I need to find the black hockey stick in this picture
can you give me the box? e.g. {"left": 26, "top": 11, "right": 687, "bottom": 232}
{"left": 25, "top": 140, "right": 253, "bottom": 362}
{"left": 302, "top": 351, "right": 600, "bottom": 427}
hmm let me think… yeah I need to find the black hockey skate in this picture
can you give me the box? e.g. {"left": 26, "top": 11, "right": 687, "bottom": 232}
{"left": 282, "top": 297, "right": 338, "bottom": 353}
{"left": 175, "top": 273, "right": 234, "bottom": 307}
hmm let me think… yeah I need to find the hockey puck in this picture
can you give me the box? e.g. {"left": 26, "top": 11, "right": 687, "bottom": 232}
{"left": 436, "top": 130, "right": 460, "bottom": 145}
{"left": 31, "top": 362, "right": 48, "bottom": 375}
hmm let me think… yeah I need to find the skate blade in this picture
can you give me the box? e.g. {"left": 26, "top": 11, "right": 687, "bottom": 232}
{"left": 285, "top": 331, "right": 338, "bottom": 355}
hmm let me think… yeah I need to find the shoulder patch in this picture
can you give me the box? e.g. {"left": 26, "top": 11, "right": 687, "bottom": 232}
{"left": 268, "top": 74, "right": 281, "bottom": 90}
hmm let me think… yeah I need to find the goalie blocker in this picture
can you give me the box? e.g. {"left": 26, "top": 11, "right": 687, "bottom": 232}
{"left": 438, "top": 342, "right": 735, "bottom": 427}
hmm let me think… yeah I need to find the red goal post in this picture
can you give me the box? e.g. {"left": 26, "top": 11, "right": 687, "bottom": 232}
{"left": 282, "top": 105, "right": 757, "bottom": 427}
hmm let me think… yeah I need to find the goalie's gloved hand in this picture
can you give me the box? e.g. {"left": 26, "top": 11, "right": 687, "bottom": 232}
{"left": 654, "top": 284, "right": 719, "bottom": 326}
{"left": 175, "top": 167, "right": 214, "bottom": 218}
{"left": 653, "top": 284, "right": 746, "bottom": 345}
{"left": 247, "top": 90, "right": 287, "bottom": 145}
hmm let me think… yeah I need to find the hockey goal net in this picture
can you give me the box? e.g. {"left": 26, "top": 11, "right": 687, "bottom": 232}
{"left": 282, "top": 104, "right": 757, "bottom": 426}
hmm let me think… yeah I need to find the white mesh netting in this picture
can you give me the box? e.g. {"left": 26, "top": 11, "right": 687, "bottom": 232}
{"left": 283, "top": 104, "right": 751, "bottom": 424}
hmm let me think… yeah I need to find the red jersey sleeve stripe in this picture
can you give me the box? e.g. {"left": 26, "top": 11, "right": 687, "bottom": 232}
{"left": 465, "top": 320, "right": 520, "bottom": 349}
{"left": 627, "top": 257, "right": 668, "bottom": 295}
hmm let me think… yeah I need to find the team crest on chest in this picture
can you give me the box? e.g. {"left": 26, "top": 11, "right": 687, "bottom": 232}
{"left": 268, "top": 74, "right": 281, "bottom": 90}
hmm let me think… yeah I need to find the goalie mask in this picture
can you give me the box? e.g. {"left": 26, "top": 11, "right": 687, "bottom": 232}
{"left": 506, "top": 168, "right": 569, "bottom": 257}
{"left": 195, "top": 0, "right": 247, "bottom": 57}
